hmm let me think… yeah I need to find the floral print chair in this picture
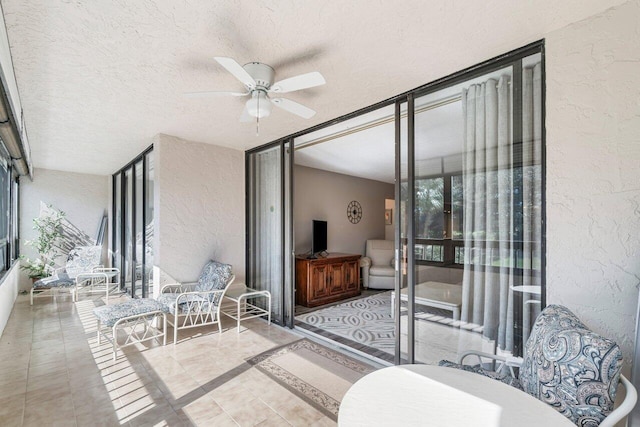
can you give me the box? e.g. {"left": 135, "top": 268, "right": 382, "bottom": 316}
{"left": 157, "top": 260, "right": 235, "bottom": 344}
{"left": 439, "top": 305, "right": 636, "bottom": 427}
{"left": 31, "top": 245, "right": 102, "bottom": 304}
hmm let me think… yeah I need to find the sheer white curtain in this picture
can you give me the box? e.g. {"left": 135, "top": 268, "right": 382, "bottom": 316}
{"left": 253, "top": 148, "right": 282, "bottom": 318}
{"left": 460, "top": 63, "right": 541, "bottom": 353}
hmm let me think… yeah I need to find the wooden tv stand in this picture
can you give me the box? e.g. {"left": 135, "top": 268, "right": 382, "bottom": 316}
{"left": 295, "top": 253, "right": 361, "bottom": 307}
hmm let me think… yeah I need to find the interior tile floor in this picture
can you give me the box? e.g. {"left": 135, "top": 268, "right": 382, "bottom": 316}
{"left": 0, "top": 293, "right": 338, "bottom": 426}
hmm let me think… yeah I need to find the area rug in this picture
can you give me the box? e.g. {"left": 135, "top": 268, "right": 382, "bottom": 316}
{"left": 247, "top": 339, "right": 375, "bottom": 420}
{"left": 295, "top": 291, "right": 464, "bottom": 355}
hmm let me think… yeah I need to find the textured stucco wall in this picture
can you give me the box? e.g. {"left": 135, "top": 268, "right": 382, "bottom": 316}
{"left": 154, "top": 134, "right": 244, "bottom": 292}
{"left": 0, "top": 263, "right": 21, "bottom": 338}
{"left": 19, "top": 168, "right": 109, "bottom": 291}
{"left": 546, "top": 0, "right": 640, "bottom": 369}
{"left": 294, "top": 165, "right": 394, "bottom": 257}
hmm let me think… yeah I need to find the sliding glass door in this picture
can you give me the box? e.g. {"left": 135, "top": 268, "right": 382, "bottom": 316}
{"left": 246, "top": 42, "right": 544, "bottom": 364}
{"left": 112, "top": 146, "right": 154, "bottom": 298}
{"left": 405, "top": 51, "right": 543, "bottom": 363}
{"left": 247, "top": 142, "right": 294, "bottom": 326}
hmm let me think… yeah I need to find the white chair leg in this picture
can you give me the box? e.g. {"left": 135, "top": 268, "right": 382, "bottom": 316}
{"left": 162, "top": 315, "right": 167, "bottom": 346}
{"left": 112, "top": 325, "right": 118, "bottom": 361}
{"left": 174, "top": 316, "right": 178, "bottom": 346}
{"left": 97, "top": 320, "right": 102, "bottom": 344}
{"left": 30, "top": 289, "right": 34, "bottom": 305}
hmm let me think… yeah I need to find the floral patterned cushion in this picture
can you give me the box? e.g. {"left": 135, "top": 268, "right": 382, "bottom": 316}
{"left": 33, "top": 273, "right": 75, "bottom": 289}
{"left": 438, "top": 359, "right": 522, "bottom": 389}
{"left": 65, "top": 246, "right": 102, "bottom": 278}
{"left": 519, "top": 305, "right": 623, "bottom": 426}
{"left": 195, "top": 260, "right": 232, "bottom": 293}
{"left": 156, "top": 293, "right": 211, "bottom": 315}
{"left": 93, "top": 298, "right": 169, "bottom": 327}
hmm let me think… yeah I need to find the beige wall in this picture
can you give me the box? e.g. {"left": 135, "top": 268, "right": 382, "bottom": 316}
{"left": 545, "top": 0, "right": 640, "bottom": 370}
{"left": 153, "top": 134, "right": 244, "bottom": 294}
{"left": 19, "top": 167, "right": 110, "bottom": 291}
{"left": 294, "top": 165, "right": 394, "bottom": 257}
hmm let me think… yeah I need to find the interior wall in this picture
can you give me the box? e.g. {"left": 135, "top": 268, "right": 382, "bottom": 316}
{"left": 294, "top": 165, "right": 394, "bottom": 257}
{"left": 19, "top": 167, "right": 109, "bottom": 291}
{"left": 153, "top": 134, "right": 244, "bottom": 294}
{"left": 545, "top": 0, "right": 640, "bottom": 372}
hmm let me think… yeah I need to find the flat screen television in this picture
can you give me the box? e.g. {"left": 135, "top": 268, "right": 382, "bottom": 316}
{"left": 311, "top": 220, "right": 327, "bottom": 257}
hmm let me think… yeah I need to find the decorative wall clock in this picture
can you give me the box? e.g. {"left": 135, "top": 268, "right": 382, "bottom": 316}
{"left": 347, "top": 200, "right": 362, "bottom": 224}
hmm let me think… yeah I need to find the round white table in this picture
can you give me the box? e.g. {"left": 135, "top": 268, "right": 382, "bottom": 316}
{"left": 338, "top": 364, "right": 573, "bottom": 427}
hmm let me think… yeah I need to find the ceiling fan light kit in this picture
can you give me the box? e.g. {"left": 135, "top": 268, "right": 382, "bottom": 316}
{"left": 246, "top": 91, "right": 272, "bottom": 118}
{"left": 186, "top": 56, "right": 326, "bottom": 134}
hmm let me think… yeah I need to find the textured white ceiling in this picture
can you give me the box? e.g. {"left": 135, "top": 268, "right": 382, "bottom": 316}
{"left": 1, "top": 0, "right": 625, "bottom": 175}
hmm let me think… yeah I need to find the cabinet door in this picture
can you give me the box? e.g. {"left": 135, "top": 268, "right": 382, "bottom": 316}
{"left": 344, "top": 260, "right": 359, "bottom": 292}
{"left": 310, "top": 264, "right": 329, "bottom": 300}
{"left": 328, "top": 263, "right": 345, "bottom": 295}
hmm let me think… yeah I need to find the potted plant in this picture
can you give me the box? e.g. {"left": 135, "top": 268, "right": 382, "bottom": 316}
{"left": 20, "top": 207, "right": 66, "bottom": 281}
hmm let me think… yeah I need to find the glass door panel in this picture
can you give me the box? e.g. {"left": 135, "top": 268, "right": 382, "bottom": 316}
{"left": 397, "top": 101, "right": 410, "bottom": 363}
{"left": 247, "top": 145, "right": 284, "bottom": 325}
{"left": 410, "top": 53, "right": 542, "bottom": 363}
{"left": 124, "top": 168, "right": 133, "bottom": 295}
{"left": 113, "top": 173, "right": 122, "bottom": 285}
{"left": 144, "top": 152, "right": 154, "bottom": 297}
{"left": 283, "top": 140, "right": 294, "bottom": 327}
{"left": 134, "top": 161, "right": 143, "bottom": 297}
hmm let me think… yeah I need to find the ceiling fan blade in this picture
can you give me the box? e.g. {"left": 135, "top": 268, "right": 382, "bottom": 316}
{"left": 184, "top": 90, "right": 249, "bottom": 98}
{"left": 269, "top": 72, "right": 326, "bottom": 93}
{"left": 271, "top": 98, "right": 316, "bottom": 119}
{"left": 240, "top": 104, "right": 253, "bottom": 122}
{"left": 214, "top": 57, "right": 256, "bottom": 89}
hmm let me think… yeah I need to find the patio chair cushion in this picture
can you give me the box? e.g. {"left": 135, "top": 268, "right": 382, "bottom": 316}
{"left": 156, "top": 293, "right": 211, "bottom": 315}
{"left": 438, "top": 359, "right": 522, "bottom": 389}
{"left": 519, "top": 304, "right": 623, "bottom": 426}
{"left": 33, "top": 272, "right": 75, "bottom": 289}
{"left": 93, "top": 298, "right": 169, "bottom": 327}
{"left": 195, "top": 260, "right": 232, "bottom": 294}
{"left": 65, "top": 245, "right": 102, "bottom": 278}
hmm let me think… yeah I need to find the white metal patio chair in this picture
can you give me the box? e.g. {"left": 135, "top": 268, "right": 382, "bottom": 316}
{"left": 157, "top": 260, "right": 235, "bottom": 344}
{"left": 31, "top": 245, "right": 102, "bottom": 305}
{"left": 72, "top": 267, "right": 121, "bottom": 303}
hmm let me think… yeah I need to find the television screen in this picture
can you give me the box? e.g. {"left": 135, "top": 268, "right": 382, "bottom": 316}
{"left": 312, "top": 220, "right": 327, "bottom": 255}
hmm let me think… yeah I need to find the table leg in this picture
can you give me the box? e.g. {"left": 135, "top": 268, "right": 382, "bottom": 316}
{"left": 267, "top": 293, "right": 271, "bottom": 325}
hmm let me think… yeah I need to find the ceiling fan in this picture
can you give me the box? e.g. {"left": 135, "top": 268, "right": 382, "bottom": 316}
{"left": 186, "top": 57, "right": 326, "bottom": 133}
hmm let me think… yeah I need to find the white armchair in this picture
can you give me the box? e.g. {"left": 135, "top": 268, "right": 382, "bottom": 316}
{"left": 361, "top": 240, "right": 395, "bottom": 290}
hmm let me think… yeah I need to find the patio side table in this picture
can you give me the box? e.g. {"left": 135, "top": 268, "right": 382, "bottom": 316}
{"left": 221, "top": 284, "right": 271, "bottom": 333}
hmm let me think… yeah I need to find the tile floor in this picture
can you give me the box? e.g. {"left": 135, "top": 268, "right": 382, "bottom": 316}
{"left": 0, "top": 293, "right": 339, "bottom": 426}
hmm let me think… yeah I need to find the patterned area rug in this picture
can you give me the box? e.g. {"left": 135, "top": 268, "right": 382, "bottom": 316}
{"left": 296, "top": 291, "right": 456, "bottom": 354}
{"left": 297, "top": 292, "right": 396, "bottom": 352}
{"left": 247, "top": 339, "right": 375, "bottom": 420}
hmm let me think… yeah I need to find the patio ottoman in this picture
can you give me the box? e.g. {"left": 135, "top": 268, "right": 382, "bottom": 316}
{"left": 93, "top": 298, "right": 168, "bottom": 360}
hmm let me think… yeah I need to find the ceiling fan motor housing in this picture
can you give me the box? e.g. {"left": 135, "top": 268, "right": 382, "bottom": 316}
{"left": 243, "top": 62, "right": 275, "bottom": 90}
